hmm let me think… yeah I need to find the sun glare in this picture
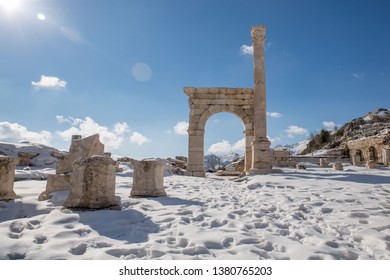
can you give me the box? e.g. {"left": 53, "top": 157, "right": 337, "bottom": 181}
{"left": 0, "top": 0, "right": 22, "bottom": 13}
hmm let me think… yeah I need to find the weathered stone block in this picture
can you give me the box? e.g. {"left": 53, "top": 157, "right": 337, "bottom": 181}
{"left": 131, "top": 159, "right": 167, "bottom": 197}
{"left": 0, "top": 156, "right": 19, "bottom": 200}
{"left": 38, "top": 174, "right": 71, "bottom": 201}
{"left": 333, "top": 162, "right": 344, "bottom": 171}
{"left": 64, "top": 155, "right": 117, "bottom": 209}
{"left": 296, "top": 164, "right": 306, "bottom": 170}
{"left": 382, "top": 149, "right": 390, "bottom": 166}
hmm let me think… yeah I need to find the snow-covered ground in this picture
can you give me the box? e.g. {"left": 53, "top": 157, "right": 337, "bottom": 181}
{"left": 1, "top": 163, "right": 390, "bottom": 260}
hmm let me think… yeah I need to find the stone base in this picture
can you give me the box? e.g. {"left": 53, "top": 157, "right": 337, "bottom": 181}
{"left": 333, "top": 163, "right": 344, "bottom": 171}
{"left": 0, "top": 190, "right": 16, "bottom": 201}
{"left": 38, "top": 174, "right": 71, "bottom": 201}
{"left": 0, "top": 156, "right": 19, "bottom": 201}
{"left": 131, "top": 159, "right": 167, "bottom": 197}
{"left": 64, "top": 156, "right": 117, "bottom": 209}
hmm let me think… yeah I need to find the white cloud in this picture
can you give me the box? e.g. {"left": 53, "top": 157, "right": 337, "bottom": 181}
{"left": 207, "top": 138, "right": 245, "bottom": 155}
{"left": 267, "top": 135, "right": 281, "bottom": 144}
{"left": 32, "top": 75, "right": 67, "bottom": 89}
{"left": 267, "top": 112, "right": 282, "bottom": 118}
{"left": 240, "top": 44, "right": 253, "bottom": 55}
{"left": 56, "top": 116, "right": 129, "bottom": 150}
{"left": 174, "top": 121, "right": 189, "bottom": 135}
{"left": 114, "top": 122, "right": 130, "bottom": 135}
{"left": 285, "top": 125, "right": 309, "bottom": 138}
{"left": 0, "top": 121, "right": 52, "bottom": 145}
{"left": 352, "top": 72, "right": 365, "bottom": 79}
{"left": 130, "top": 132, "right": 151, "bottom": 146}
{"left": 323, "top": 121, "right": 336, "bottom": 131}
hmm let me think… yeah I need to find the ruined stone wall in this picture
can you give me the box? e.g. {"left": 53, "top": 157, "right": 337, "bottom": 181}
{"left": 347, "top": 136, "right": 390, "bottom": 164}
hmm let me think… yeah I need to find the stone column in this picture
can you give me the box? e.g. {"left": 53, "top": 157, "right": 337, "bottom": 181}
{"left": 186, "top": 129, "right": 206, "bottom": 177}
{"left": 382, "top": 149, "right": 390, "bottom": 166}
{"left": 248, "top": 25, "right": 275, "bottom": 174}
{"left": 0, "top": 156, "right": 19, "bottom": 201}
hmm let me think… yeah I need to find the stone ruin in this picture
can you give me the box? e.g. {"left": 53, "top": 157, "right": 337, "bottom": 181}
{"left": 346, "top": 137, "right": 390, "bottom": 167}
{"left": 130, "top": 159, "right": 167, "bottom": 197}
{"left": 39, "top": 134, "right": 105, "bottom": 200}
{"left": 333, "top": 162, "right": 344, "bottom": 171}
{"left": 319, "top": 158, "right": 328, "bottom": 167}
{"left": 184, "top": 26, "right": 279, "bottom": 177}
{"left": 0, "top": 156, "right": 19, "bottom": 201}
{"left": 63, "top": 155, "right": 117, "bottom": 209}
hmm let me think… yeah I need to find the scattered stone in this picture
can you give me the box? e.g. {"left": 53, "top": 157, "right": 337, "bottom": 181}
{"left": 131, "top": 159, "right": 167, "bottom": 197}
{"left": 333, "top": 162, "right": 344, "bottom": 171}
{"left": 0, "top": 156, "right": 19, "bottom": 200}
{"left": 63, "top": 155, "right": 117, "bottom": 209}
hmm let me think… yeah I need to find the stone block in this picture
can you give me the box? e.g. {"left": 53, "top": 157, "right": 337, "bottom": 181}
{"left": 64, "top": 155, "right": 117, "bottom": 209}
{"left": 319, "top": 158, "right": 328, "bottom": 167}
{"left": 352, "top": 154, "right": 361, "bottom": 166}
{"left": 0, "top": 156, "right": 19, "bottom": 200}
{"left": 131, "top": 159, "right": 167, "bottom": 197}
{"left": 38, "top": 174, "right": 71, "bottom": 201}
{"left": 333, "top": 162, "right": 344, "bottom": 171}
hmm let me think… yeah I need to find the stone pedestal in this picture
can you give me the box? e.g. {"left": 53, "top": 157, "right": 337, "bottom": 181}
{"left": 131, "top": 159, "right": 167, "bottom": 197}
{"left": 0, "top": 156, "right": 19, "bottom": 201}
{"left": 319, "top": 158, "right": 328, "bottom": 167}
{"left": 63, "top": 155, "right": 117, "bottom": 209}
{"left": 333, "top": 162, "right": 343, "bottom": 171}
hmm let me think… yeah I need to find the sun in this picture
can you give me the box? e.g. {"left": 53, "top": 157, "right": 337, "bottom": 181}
{"left": 0, "top": 0, "right": 22, "bottom": 13}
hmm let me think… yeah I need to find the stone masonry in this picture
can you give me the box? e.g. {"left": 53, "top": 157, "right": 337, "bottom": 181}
{"left": 39, "top": 134, "right": 105, "bottom": 200}
{"left": 183, "top": 25, "right": 277, "bottom": 176}
{"left": 64, "top": 155, "right": 117, "bottom": 209}
{"left": 131, "top": 159, "right": 167, "bottom": 197}
{"left": 0, "top": 156, "right": 19, "bottom": 200}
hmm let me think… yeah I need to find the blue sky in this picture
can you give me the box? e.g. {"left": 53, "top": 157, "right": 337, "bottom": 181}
{"left": 1, "top": 0, "right": 389, "bottom": 158}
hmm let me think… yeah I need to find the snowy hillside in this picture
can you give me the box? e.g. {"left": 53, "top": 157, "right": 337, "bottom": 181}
{"left": 0, "top": 141, "right": 61, "bottom": 167}
{"left": 1, "top": 163, "right": 390, "bottom": 260}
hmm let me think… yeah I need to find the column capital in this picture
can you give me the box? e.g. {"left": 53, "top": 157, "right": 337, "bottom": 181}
{"left": 251, "top": 25, "right": 266, "bottom": 45}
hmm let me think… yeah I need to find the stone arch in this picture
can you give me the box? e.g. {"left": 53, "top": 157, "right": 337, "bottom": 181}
{"left": 184, "top": 87, "right": 254, "bottom": 177}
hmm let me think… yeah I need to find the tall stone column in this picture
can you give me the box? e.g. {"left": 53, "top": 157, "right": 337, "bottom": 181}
{"left": 248, "top": 25, "right": 275, "bottom": 174}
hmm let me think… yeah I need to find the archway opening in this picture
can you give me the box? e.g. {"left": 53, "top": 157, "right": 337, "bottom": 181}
{"left": 204, "top": 112, "right": 245, "bottom": 172}
{"left": 368, "top": 146, "right": 378, "bottom": 162}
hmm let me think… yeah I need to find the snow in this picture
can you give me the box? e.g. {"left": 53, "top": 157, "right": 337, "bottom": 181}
{"left": 0, "top": 141, "right": 60, "bottom": 167}
{"left": 1, "top": 163, "right": 390, "bottom": 260}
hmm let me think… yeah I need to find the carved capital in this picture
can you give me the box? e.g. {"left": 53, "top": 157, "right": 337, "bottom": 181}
{"left": 251, "top": 25, "right": 266, "bottom": 45}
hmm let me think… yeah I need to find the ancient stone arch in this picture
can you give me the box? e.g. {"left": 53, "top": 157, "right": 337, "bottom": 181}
{"left": 184, "top": 87, "right": 255, "bottom": 176}
{"left": 183, "top": 26, "right": 279, "bottom": 177}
